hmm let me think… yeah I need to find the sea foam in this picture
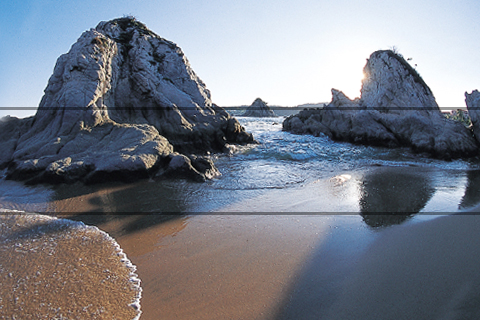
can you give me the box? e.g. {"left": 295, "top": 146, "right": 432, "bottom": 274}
{"left": 0, "top": 211, "right": 142, "bottom": 319}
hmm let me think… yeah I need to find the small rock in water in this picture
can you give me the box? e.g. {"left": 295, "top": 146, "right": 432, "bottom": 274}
{"left": 243, "top": 98, "right": 277, "bottom": 117}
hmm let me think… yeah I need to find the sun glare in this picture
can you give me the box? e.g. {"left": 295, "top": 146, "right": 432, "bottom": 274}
{"left": 329, "top": 68, "right": 364, "bottom": 100}
{"left": 324, "top": 51, "right": 371, "bottom": 101}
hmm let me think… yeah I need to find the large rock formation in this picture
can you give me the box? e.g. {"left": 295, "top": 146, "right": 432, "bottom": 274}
{"left": 283, "top": 50, "right": 478, "bottom": 159}
{"left": 243, "top": 98, "right": 276, "bottom": 117}
{"left": 0, "top": 17, "right": 255, "bottom": 184}
{"left": 466, "top": 90, "right": 480, "bottom": 144}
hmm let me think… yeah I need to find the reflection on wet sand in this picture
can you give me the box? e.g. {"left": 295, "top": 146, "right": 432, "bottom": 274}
{"left": 459, "top": 169, "right": 480, "bottom": 210}
{"left": 51, "top": 179, "right": 191, "bottom": 213}
{"left": 361, "top": 214, "right": 414, "bottom": 228}
{"left": 359, "top": 167, "right": 435, "bottom": 228}
{"left": 359, "top": 167, "right": 435, "bottom": 214}
{"left": 0, "top": 180, "right": 55, "bottom": 212}
{"left": 1, "top": 165, "right": 479, "bottom": 319}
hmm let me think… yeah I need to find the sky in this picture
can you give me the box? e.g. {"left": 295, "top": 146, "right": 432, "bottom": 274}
{"left": 1, "top": 0, "right": 479, "bottom": 119}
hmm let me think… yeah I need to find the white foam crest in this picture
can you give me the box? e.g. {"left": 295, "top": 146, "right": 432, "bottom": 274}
{"left": 0, "top": 212, "right": 142, "bottom": 319}
{"left": 76, "top": 218, "right": 143, "bottom": 320}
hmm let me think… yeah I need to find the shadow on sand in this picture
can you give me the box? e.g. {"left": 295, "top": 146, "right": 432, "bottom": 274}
{"left": 276, "top": 214, "right": 480, "bottom": 320}
{"left": 274, "top": 166, "right": 478, "bottom": 319}
{"left": 50, "top": 178, "right": 196, "bottom": 237}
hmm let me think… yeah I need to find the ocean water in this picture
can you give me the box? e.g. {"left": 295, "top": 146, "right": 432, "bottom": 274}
{"left": 209, "top": 116, "right": 480, "bottom": 214}
{"left": 0, "top": 115, "right": 479, "bottom": 215}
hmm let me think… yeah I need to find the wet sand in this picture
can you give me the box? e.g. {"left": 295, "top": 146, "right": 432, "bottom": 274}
{"left": 1, "top": 165, "right": 478, "bottom": 319}
{"left": 323, "top": 213, "right": 480, "bottom": 320}
{"left": 0, "top": 213, "right": 141, "bottom": 319}
{"left": 76, "top": 214, "right": 373, "bottom": 320}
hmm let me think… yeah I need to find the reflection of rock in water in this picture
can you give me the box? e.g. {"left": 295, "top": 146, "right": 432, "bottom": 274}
{"left": 359, "top": 167, "right": 435, "bottom": 227}
{"left": 51, "top": 179, "right": 190, "bottom": 213}
{"left": 459, "top": 170, "right": 480, "bottom": 210}
{"left": 362, "top": 214, "right": 413, "bottom": 228}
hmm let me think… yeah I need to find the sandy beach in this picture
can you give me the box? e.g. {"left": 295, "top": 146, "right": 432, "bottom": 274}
{"left": 95, "top": 212, "right": 480, "bottom": 320}
{"left": 58, "top": 213, "right": 375, "bottom": 320}
{"left": 0, "top": 213, "right": 141, "bottom": 319}
{"left": 0, "top": 161, "right": 478, "bottom": 319}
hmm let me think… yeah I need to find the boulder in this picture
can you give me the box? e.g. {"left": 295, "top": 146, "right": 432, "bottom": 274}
{"left": 243, "top": 98, "right": 276, "bottom": 117}
{"left": 283, "top": 50, "right": 478, "bottom": 159}
{"left": 465, "top": 90, "right": 480, "bottom": 144}
{"left": 0, "top": 17, "right": 255, "bottom": 184}
{"left": 158, "top": 153, "right": 219, "bottom": 182}
{"left": 0, "top": 116, "right": 34, "bottom": 169}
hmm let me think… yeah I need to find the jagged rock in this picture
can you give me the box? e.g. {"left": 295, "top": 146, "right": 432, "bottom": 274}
{"left": 0, "top": 17, "right": 255, "bottom": 184}
{"left": 466, "top": 90, "right": 480, "bottom": 144}
{"left": 0, "top": 116, "right": 34, "bottom": 169}
{"left": 283, "top": 50, "right": 478, "bottom": 159}
{"left": 243, "top": 98, "right": 276, "bottom": 117}
{"left": 360, "top": 50, "right": 438, "bottom": 115}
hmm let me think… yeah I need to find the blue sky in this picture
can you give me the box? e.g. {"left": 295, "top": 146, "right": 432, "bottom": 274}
{"left": 1, "top": 0, "right": 479, "bottom": 118}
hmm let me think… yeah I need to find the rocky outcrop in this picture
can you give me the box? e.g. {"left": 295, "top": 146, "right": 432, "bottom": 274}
{"left": 466, "top": 90, "right": 480, "bottom": 144}
{"left": 243, "top": 98, "right": 276, "bottom": 117}
{"left": 0, "top": 17, "right": 255, "bottom": 184}
{"left": 0, "top": 116, "right": 34, "bottom": 169}
{"left": 284, "top": 50, "right": 478, "bottom": 159}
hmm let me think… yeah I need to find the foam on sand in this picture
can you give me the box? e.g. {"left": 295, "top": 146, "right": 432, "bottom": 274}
{"left": 0, "top": 211, "right": 141, "bottom": 319}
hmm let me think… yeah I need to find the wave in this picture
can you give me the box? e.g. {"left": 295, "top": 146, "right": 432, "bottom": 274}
{"left": 0, "top": 212, "right": 142, "bottom": 319}
{"left": 236, "top": 117, "right": 474, "bottom": 172}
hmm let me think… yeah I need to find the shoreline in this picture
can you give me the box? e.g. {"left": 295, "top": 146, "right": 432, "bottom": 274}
{"left": 0, "top": 213, "right": 141, "bottom": 319}
{"left": 0, "top": 162, "right": 478, "bottom": 319}
{"left": 94, "top": 214, "right": 373, "bottom": 320}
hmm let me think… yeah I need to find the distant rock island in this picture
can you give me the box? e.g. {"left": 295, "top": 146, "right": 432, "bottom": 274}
{"left": 243, "top": 98, "right": 276, "bottom": 117}
{"left": 284, "top": 50, "right": 479, "bottom": 160}
{"left": 0, "top": 17, "right": 256, "bottom": 184}
{"left": 224, "top": 102, "right": 325, "bottom": 117}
